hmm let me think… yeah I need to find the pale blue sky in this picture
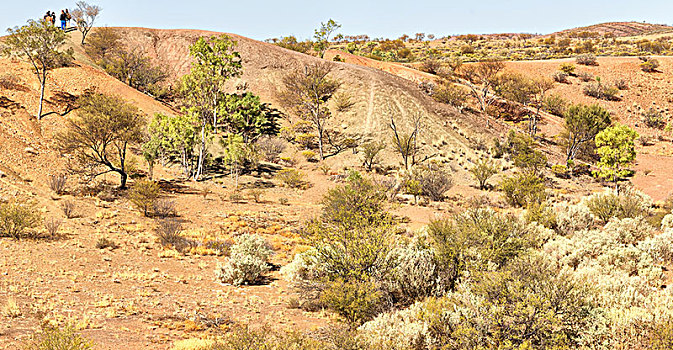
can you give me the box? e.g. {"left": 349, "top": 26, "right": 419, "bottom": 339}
{"left": 3, "top": 1, "right": 672, "bottom": 40}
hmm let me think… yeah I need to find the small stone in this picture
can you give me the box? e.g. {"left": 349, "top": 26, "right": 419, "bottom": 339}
{"left": 24, "top": 147, "right": 38, "bottom": 155}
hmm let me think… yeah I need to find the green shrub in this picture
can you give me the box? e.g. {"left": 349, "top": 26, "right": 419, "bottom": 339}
{"left": 469, "top": 158, "right": 499, "bottom": 189}
{"left": 544, "top": 94, "right": 569, "bottom": 116}
{"left": 215, "top": 234, "right": 272, "bottom": 286}
{"left": 306, "top": 218, "right": 395, "bottom": 282}
{"left": 0, "top": 201, "right": 42, "bottom": 239}
{"left": 552, "top": 164, "right": 570, "bottom": 178}
{"left": 513, "top": 148, "right": 547, "bottom": 175}
{"left": 428, "top": 209, "right": 537, "bottom": 291}
{"left": 583, "top": 188, "right": 651, "bottom": 223}
{"left": 500, "top": 173, "right": 547, "bottom": 207}
{"left": 559, "top": 63, "right": 576, "bottom": 74}
{"left": 432, "top": 82, "right": 468, "bottom": 109}
{"left": 523, "top": 201, "right": 558, "bottom": 229}
{"left": 361, "top": 256, "right": 597, "bottom": 350}
{"left": 275, "top": 168, "right": 306, "bottom": 189}
{"left": 25, "top": 324, "right": 94, "bottom": 350}
{"left": 129, "top": 179, "right": 160, "bottom": 217}
{"left": 320, "top": 176, "right": 388, "bottom": 226}
{"left": 361, "top": 141, "right": 386, "bottom": 172}
{"left": 320, "top": 279, "right": 383, "bottom": 327}
{"left": 640, "top": 57, "right": 660, "bottom": 72}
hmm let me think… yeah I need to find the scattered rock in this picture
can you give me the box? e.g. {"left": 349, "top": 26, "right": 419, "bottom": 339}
{"left": 24, "top": 147, "right": 38, "bottom": 155}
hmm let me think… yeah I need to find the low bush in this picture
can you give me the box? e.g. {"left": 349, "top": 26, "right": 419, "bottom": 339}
{"left": 614, "top": 78, "right": 628, "bottom": 90}
{"left": 500, "top": 173, "right": 547, "bottom": 207}
{"left": 583, "top": 82, "right": 620, "bottom": 101}
{"left": 543, "top": 94, "right": 568, "bottom": 116}
{"left": 320, "top": 279, "right": 383, "bottom": 327}
{"left": 154, "top": 199, "right": 177, "bottom": 218}
{"left": 551, "top": 164, "right": 570, "bottom": 178}
{"left": 643, "top": 108, "right": 666, "bottom": 129}
{"left": 388, "top": 240, "right": 450, "bottom": 304}
{"left": 320, "top": 175, "right": 388, "bottom": 225}
{"left": 413, "top": 164, "right": 453, "bottom": 201}
{"left": 275, "top": 168, "right": 306, "bottom": 189}
{"left": 583, "top": 188, "right": 651, "bottom": 223}
{"left": 640, "top": 57, "right": 660, "bottom": 72}
{"left": 0, "top": 201, "right": 42, "bottom": 239}
{"left": 247, "top": 189, "right": 264, "bottom": 203}
{"left": 334, "top": 91, "right": 356, "bottom": 112}
{"left": 559, "top": 62, "right": 576, "bottom": 74}
{"left": 129, "top": 179, "right": 161, "bottom": 217}
{"left": 95, "top": 237, "right": 118, "bottom": 249}
{"left": 469, "top": 158, "right": 499, "bottom": 190}
{"left": 155, "top": 218, "right": 185, "bottom": 250}
{"left": 208, "top": 324, "right": 321, "bottom": 350}
{"left": 48, "top": 174, "right": 68, "bottom": 195}
{"left": 554, "top": 202, "right": 595, "bottom": 235}
{"left": 576, "top": 53, "right": 598, "bottom": 66}
{"left": 577, "top": 71, "right": 594, "bottom": 82}
{"left": 523, "top": 201, "right": 558, "bottom": 229}
{"left": 215, "top": 234, "right": 272, "bottom": 286}
{"left": 552, "top": 71, "right": 569, "bottom": 83}
{"left": 255, "top": 136, "right": 286, "bottom": 163}
{"left": 43, "top": 217, "right": 62, "bottom": 238}
{"left": 432, "top": 82, "right": 469, "bottom": 109}
{"left": 420, "top": 58, "right": 442, "bottom": 74}
{"left": 61, "top": 200, "right": 77, "bottom": 219}
{"left": 360, "top": 256, "right": 598, "bottom": 350}
{"left": 361, "top": 141, "right": 386, "bottom": 172}
{"left": 24, "top": 324, "right": 94, "bottom": 350}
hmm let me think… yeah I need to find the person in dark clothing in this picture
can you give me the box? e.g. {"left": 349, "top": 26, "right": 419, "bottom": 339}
{"left": 44, "top": 11, "right": 55, "bottom": 25}
{"left": 59, "top": 10, "right": 67, "bottom": 30}
{"left": 50, "top": 12, "right": 56, "bottom": 26}
{"left": 65, "top": 9, "right": 71, "bottom": 27}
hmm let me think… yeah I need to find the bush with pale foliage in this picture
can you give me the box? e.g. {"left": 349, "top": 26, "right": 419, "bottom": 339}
{"left": 215, "top": 234, "right": 272, "bottom": 286}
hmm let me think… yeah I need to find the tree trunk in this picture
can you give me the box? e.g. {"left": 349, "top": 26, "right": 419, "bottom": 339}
{"left": 195, "top": 120, "right": 207, "bottom": 181}
{"left": 119, "top": 171, "right": 128, "bottom": 189}
{"left": 37, "top": 78, "right": 46, "bottom": 120}
{"left": 317, "top": 131, "right": 324, "bottom": 160}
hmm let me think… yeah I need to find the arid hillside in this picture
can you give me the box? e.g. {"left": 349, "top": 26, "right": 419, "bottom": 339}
{"left": 504, "top": 56, "right": 673, "bottom": 200}
{"left": 550, "top": 21, "right": 673, "bottom": 37}
{"left": 115, "top": 28, "right": 494, "bottom": 171}
{"left": 0, "top": 28, "right": 507, "bottom": 349}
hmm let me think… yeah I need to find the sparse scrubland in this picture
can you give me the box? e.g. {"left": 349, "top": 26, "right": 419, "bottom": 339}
{"left": 2, "top": 7, "right": 673, "bottom": 350}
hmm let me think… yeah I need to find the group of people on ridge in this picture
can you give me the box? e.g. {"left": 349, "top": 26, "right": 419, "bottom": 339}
{"left": 43, "top": 9, "right": 71, "bottom": 30}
